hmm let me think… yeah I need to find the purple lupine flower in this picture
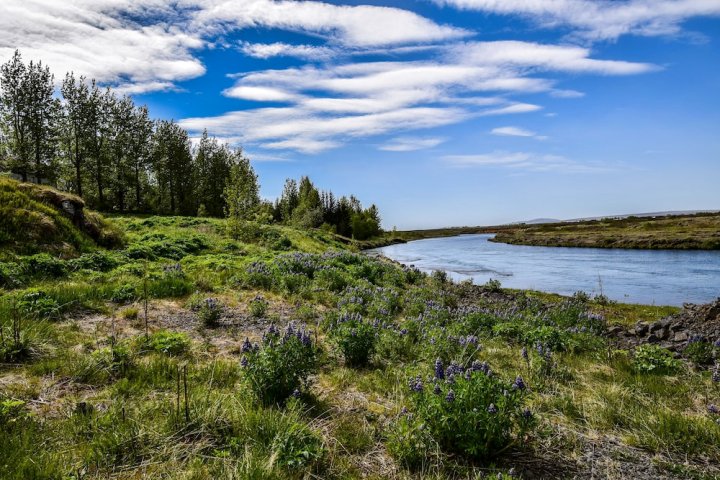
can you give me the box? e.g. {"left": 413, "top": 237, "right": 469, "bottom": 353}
{"left": 512, "top": 375, "right": 526, "bottom": 391}
{"left": 240, "top": 355, "right": 248, "bottom": 368}
{"left": 434, "top": 358, "right": 445, "bottom": 380}
{"left": 291, "top": 389, "right": 301, "bottom": 398}
{"left": 487, "top": 403, "right": 498, "bottom": 414}
{"left": 401, "top": 407, "right": 408, "bottom": 415}
{"left": 522, "top": 408, "right": 533, "bottom": 420}
{"left": 408, "top": 376, "right": 424, "bottom": 393}
{"left": 433, "top": 383, "right": 442, "bottom": 395}
{"left": 521, "top": 346, "right": 529, "bottom": 361}
{"left": 445, "top": 390, "right": 455, "bottom": 403}
{"left": 446, "top": 373, "right": 456, "bottom": 384}
{"left": 708, "top": 404, "right": 719, "bottom": 414}
{"left": 464, "top": 368, "right": 472, "bottom": 380}
{"left": 713, "top": 365, "right": 720, "bottom": 383}
{"left": 714, "top": 338, "right": 720, "bottom": 348}
{"left": 241, "top": 337, "right": 253, "bottom": 353}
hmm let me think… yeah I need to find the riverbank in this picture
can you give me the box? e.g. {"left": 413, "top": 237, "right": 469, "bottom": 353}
{"left": 390, "top": 211, "right": 720, "bottom": 250}
{"left": 2, "top": 207, "right": 719, "bottom": 478}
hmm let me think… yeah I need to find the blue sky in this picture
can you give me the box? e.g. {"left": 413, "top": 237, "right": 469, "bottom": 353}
{"left": 3, "top": 1, "right": 720, "bottom": 228}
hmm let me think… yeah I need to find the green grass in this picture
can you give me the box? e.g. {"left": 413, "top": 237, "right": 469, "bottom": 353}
{"left": 1, "top": 211, "right": 718, "bottom": 479}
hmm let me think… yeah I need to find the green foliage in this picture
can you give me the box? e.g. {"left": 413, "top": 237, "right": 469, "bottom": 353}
{"left": 69, "top": 250, "right": 122, "bottom": 272}
{"left": 331, "top": 318, "right": 377, "bottom": 367}
{"left": 111, "top": 283, "right": 137, "bottom": 303}
{"left": 242, "top": 326, "right": 318, "bottom": 405}
{"left": 249, "top": 295, "right": 268, "bottom": 318}
{"left": 483, "top": 278, "right": 502, "bottom": 292}
{"left": 198, "top": 298, "right": 223, "bottom": 327}
{"left": 0, "top": 399, "right": 28, "bottom": 425}
{"left": 270, "top": 414, "right": 325, "bottom": 469}
{"left": 386, "top": 412, "right": 437, "bottom": 470}
{"left": 633, "top": 344, "right": 682, "bottom": 374}
{"left": 683, "top": 340, "right": 715, "bottom": 365}
{"left": 399, "top": 361, "right": 534, "bottom": 460}
{"left": 145, "top": 330, "right": 190, "bottom": 355}
{"left": 224, "top": 156, "right": 260, "bottom": 221}
{"left": 23, "top": 253, "right": 66, "bottom": 278}
{"left": 17, "top": 289, "right": 60, "bottom": 319}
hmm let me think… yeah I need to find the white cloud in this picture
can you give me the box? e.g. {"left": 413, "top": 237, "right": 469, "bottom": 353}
{"left": 443, "top": 151, "right": 608, "bottom": 172}
{"left": 239, "top": 41, "right": 335, "bottom": 60}
{"left": 432, "top": 0, "right": 720, "bottom": 41}
{"left": 186, "top": 0, "right": 470, "bottom": 46}
{"left": 551, "top": 89, "right": 585, "bottom": 98}
{"left": 379, "top": 136, "right": 446, "bottom": 151}
{"left": 223, "top": 85, "right": 301, "bottom": 102}
{"left": 491, "top": 126, "right": 536, "bottom": 137}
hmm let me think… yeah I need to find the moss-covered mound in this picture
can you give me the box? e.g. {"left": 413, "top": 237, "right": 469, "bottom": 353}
{"left": 0, "top": 176, "right": 123, "bottom": 256}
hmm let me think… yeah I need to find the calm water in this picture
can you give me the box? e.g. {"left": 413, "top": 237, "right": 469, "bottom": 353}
{"left": 371, "top": 234, "right": 720, "bottom": 306}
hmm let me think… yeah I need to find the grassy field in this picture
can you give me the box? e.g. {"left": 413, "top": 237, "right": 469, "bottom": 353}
{"left": 1, "top": 183, "right": 719, "bottom": 479}
{"left": 491, "top": 213, "right": 720, "bottom": 250}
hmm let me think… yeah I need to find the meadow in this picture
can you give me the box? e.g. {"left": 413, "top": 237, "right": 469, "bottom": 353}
{"left": 1, "top": 182, "right": 719, "bottom": 479}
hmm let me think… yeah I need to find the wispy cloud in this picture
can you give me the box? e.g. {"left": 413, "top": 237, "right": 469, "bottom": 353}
{"left": 239, "top": 41, "right": 335, "bottom": 60}
{"left": 432, "top": 0, "right": 720, "bottom": 41}
{"left": 379, "top": 136, "right": 446, "bottom": 152}
{"left": 491, "top": 126, "right": 548, "bottom": 140}
{"left": 443, "top": 151, "right": 610, "bottom": 173}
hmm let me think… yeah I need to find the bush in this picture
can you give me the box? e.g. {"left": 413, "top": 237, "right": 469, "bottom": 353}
{"left": 90, "top": 343, "right": 134, "bottom": 379}
{"left": 271, "top": 415, "right": 324, "bottom": 469}
{"left": 0, "top": 399, "right": 28, "bottom": 426}
{"left": 387, "top": 412, "right": 437, "bottom": 470}
{"left": 633, "top": 345, "right": 682, "bottom": 374}
{"left": 23, "top": 254, "right": 66, "bottom": 279}
{"left": 242, "top": 324, "right": 318, "bottom": 405}
{"left": 483, "top": 278, "right": 502, "bottom": 292}
{"left": 398, "top": 359, "right": 534, "bottom": 460}
{"left": 198, "top": 298, "right": 223, "bottom": 327}
{"left": 0, "top": 262, "right": 24, "bottom": 289}
{"left": 683, "top": 339, "right": 714, "bottom": 365}
{"left": 69, "top": 251, "right": 122, "bottom": 272}
{"left": 249, "top": 295, "right": 268, "bottom": 318}
{"left": 17, "top": 290, "right": 60, "bottom": 319}
{"left": 331, "top": 318, "right": 377, "bottom": 367}
{"left": 111, "top": 283, "right": 137, "bottom": 303}
{"left": 145, "top": 331, "right": 190, "bottom": 355}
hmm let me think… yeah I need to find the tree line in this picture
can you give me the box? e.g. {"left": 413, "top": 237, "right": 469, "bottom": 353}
{"left": 0, "top": 51, "right": 382, "bottom": 239}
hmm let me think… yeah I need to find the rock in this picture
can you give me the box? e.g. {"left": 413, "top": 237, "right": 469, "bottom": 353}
{"left": 647, "top": 334, "right": 660, "bottom": 344}
{"left": 608, "top": 326, "right": 623, "bottom": 335}
{"left": 674, "top": 332, "right": 689, "bottom": 342}
{"left": 670, "top": 322, "right": 684, "bottom": 332}
{"left": 658, "top": 326, "right": 670, "bottom": 340}
{"left": 635, "top": 322, "right": 649, "bottom": 336}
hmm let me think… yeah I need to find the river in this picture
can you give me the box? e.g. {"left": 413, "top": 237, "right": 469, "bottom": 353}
{"left": 370, "top": 234, "right": 720, "bottom": 306}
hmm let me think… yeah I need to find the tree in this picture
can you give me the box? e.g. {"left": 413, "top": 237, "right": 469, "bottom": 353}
{"left": 127, "top": 105, "right": 153, "bottom": 211}
{"left": 224, "top": 152, "right": 260, "bottom": 221}
{"left": 277, "top": 178, "right": 299, "bottom": 222}
{"left": 85, "top": 81, "right": 112, "bottom": 209}
{"left": 194, "top": 130, "right": 233, "bottom": 217}
{"left": 60, "top": 73, "right": 92, "bottom": 196}
{"left": 152, "top": 120, "right": 195, "bottom": 215}
{"left": 24, "top": 58, "right": 59, "bottom": 183}
{"left": 1, "top": 51, "right": 30, "bottom": 180}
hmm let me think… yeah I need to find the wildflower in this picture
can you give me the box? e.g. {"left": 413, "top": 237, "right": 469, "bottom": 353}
{"left": 408, "top": 376, "right": 424, "bottom": 393}
{"left": 433, "top": 384, "right": 442, "bottom": 395}
{"left": 713, "top": 364, "right": 720, "bottom": 383}
{"left": 240, "top": 355, "right": 248, "bottom": 368}
{"left": 291, "top": 389, "right": 300, "bottom": 398}
{"left": 487, "top": 403, "right": 498, "bottom": 414}
{"left": 434, "top": 358, "right": 445, "bottom": 380}
{"left": 512, "top": 375, "right": 526, "bottom": 391}
{"left": 521, "top": 346, "right": 528, "bottom": 361}
{"left": 241, "top": 337, "right": 253, "bottom": 353}
{"left": 522, "top": 408, "right": 533, "bottom": 420}
{"left": 401, "top": 407, "right": 408, "bottom": 415}
{"left": 445, "top": 390, "right": 455, "bottom": 403}
{"left": 708, "top": 404, "right": 720, "bottom": 414}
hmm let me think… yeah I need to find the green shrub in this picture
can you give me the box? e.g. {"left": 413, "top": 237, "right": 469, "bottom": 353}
{"left": 0, "top": 399, "right": 28, "bottom": 426}
{"left": 633, "top": 344, "right": 682, "bottom": 374}
{"left": 23, "top": 253, "right": 67, "bottom": 279}
{"left": 483, "top": 278, "right": 502, "bottom": 292}
{"left": 399, "top": 359, "right": 534, "bottom": 460}
{"left": 242, "top": 324, "right": 318, "bottom": 405}
{"left": 271, "top": 416, "right": 324, "bottom": 469}
{"left": 145, "top": 331, "right": 190, "bottom": 355}
{"left": 249, "top": 295, "right": 268, "bottom": 318}
{"left": 111, "top": 283, "right": 137, "bottom": 303}
{"left": 69, "top": 251, "right": 122, "bottom": 272}
{"left": 0, "top": 262, "right": 24, "bottom": 289}
{"left": 17, "top": 290, "right": 60, "bottom": 319}
{"left": 683, "top": 339, "right": 714, "bottom": 365}
{"left": 87, "top": 343, "right": 135, "bottom": 380}
{"left": 387, "top": 412, "right": 437, "bottom": 470}
{"left": 198, "top": 298, "right": 223, "bottom": 327}
{"left": 331, "top": 317, "right": 377, "bottom": 367}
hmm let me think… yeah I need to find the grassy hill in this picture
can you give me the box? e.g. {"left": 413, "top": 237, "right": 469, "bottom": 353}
{"left": 0, "top": 189, "right": 718, "bottom": 479}
{"left": 0, "top": 176, "right": 123, "bottom": 257}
